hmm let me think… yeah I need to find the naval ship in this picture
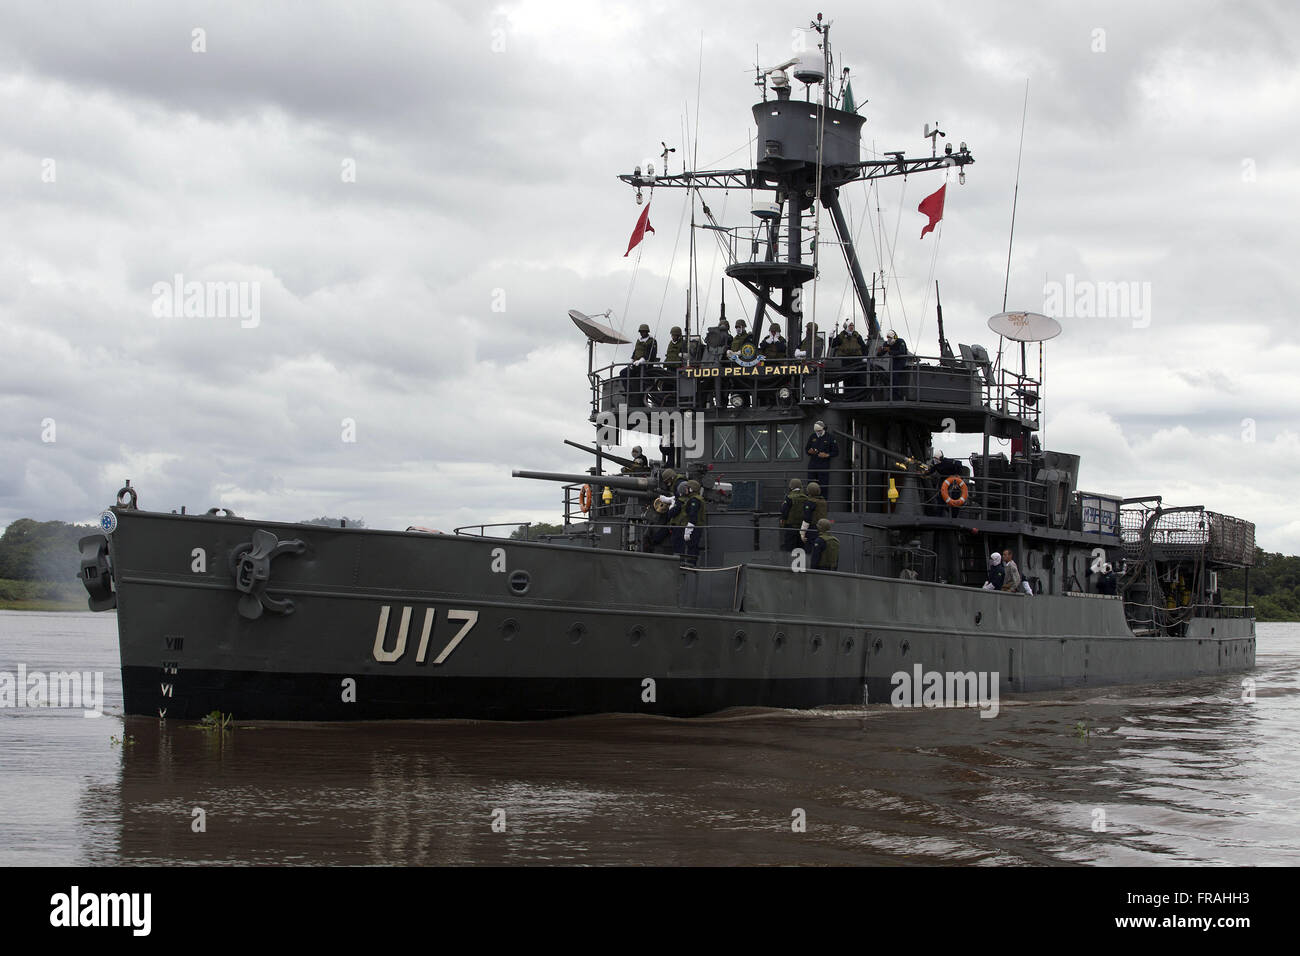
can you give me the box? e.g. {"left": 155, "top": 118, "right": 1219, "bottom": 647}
{"left": 80, "top": 18, "right": 1256, "bottom": 720}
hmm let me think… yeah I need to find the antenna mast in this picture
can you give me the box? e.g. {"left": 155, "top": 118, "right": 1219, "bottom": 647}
{"left": 1001, "top": 79, "right": 1030, "bottom": 312}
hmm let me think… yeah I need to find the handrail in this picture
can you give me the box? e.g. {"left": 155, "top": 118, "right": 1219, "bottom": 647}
{"left": 590, "top": 350, "right": 1041, "bottom": 419}
{"left": 453, "top": 521, "right": 534, "bottom": 538}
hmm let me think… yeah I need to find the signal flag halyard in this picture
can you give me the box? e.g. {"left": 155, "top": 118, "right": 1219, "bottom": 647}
{"left": 625, "top": 203, "right": 655, "bottom": 256}
{"left": 918, "top": 183, "right": 946, "bottom": 238}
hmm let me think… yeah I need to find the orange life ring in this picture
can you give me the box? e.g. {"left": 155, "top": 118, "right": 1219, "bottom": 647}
{"left": 579, "top": 484, "right": 593, "bottom": 513}
{"left": 940, "top": 475, "right": 968, "bottom": 507}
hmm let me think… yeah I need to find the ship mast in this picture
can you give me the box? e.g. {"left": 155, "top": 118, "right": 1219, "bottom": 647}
{"left": 617, "top": 16, "right": 973, "bottom": 351}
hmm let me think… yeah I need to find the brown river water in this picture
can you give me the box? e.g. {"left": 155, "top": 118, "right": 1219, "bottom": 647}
{"left": 1, "top": 610, "right": 1297, "bottom": 865}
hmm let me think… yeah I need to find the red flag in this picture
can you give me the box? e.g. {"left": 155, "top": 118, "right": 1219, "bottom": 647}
{"left": 918, "top": 183, "right": 946, "bottom": 238}
{"left": 624, "top": 203, "right": 655, "bottom": 256}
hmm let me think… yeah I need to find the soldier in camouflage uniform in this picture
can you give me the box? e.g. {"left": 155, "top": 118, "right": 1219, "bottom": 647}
{"left": 797, "top": 322, "right": 824, "bottom": 359}
{"left": 800, "top": 481, "right": 829, "bottom": 547}
{"left": 654, "top": 325, "right": 686, "bottom": 406}
{"left": 779, "top": 478, "right": 807, "bottom": 553}
{"left": 810, "top": 518, "right": 839, "bottom": 571}
{"left": 759, "top": 322, "right": 787, "bottom": 361}
{"left": 666, "top": 478, "right": 707, "bottom": 566}
{"left": 620, "top": 322, "right": 658, "bottom": 405}
{"left": 640, "top": 491, "right": 673, "bottom": 554}
{"left": 664, "top": 326, "right": 685, "bottom": 366}
{"left": 728, "top": 319, "right": 751, "bottom": 357}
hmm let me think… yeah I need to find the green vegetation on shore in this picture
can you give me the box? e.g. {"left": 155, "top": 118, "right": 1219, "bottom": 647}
{"left": 1220, "top": 550, "right": 1300, "bottom": 622}
{"left": 0, "top": 578, "right": 87, "bottom": 611}
{"left": 0, "top": 519, "right": 94, "bottom": 611}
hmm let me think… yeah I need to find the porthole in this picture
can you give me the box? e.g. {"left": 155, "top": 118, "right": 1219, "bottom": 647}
{"left": 843, "top": 637, "right": 854, "bottom": 654}
{"left": 974, "top": 611, "right": 983, "bottom": 626}
{"left": 629, "top": 625, "right": 645, "bottom": 647}
{"left": 733, "top": 630, "right": 747, "bottom": 650}
{"left": 500, "top": 618, "right": 519, "bottom": 641}
{"left": 811, "top": 634, "right": 824, "bottom": 652}
{"left": 774, "top": 631, "right": 787, "bottom": 650}
{"left": 568, "top": 623, "right": 586, "bottom": 645}
{"left": 509, "top": 570, "right": 530, "bottom": 594}
{"left": 683, "top": 628, "right": 698, "bottom": 648}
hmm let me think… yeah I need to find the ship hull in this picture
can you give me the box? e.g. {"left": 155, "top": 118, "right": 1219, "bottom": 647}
{"left": 104, "top": 510, "right": 1256, "bottom": 720}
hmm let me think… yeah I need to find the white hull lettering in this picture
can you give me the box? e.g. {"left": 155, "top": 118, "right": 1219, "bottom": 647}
{"left": 372, "top": 606, "right": 478, "bottom": 665}
{"left": 433, "top": 610, "right": 479, "bottom": 666}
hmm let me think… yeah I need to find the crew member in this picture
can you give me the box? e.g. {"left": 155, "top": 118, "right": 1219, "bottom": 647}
{"left": 654, "top": 325, "right": 686, "bottom": 405}
{"left": 806, "top": 422, "right": 839, "bottom": 495}
{"left": 876, "top": 329, "right": 909, "bottom": 401}
{"left": 760, "top": 322, "right": 787, "bottom": 361}
{"left": 800, "top": 481, "right": 829, "bottom": 546}
{"left": 621, "top": 445, "right": 649, "bottom": 474}
{"left": 1098, "top": 563, "right": 1118, "bottom": 596}
{"left": 714, "top": 317, "right": 732, "bottom": 355}
{"left": 641, "top": 495, "right": 673, "bottom": 554}
{"left": 796, "top": 322, "right": 823, "bottom": 359}
{"left": 667, "top": 478, "right": 707, "bottom": 566}
{"left": 1000, "top": 549, "right": 1022, "bottom": 593}
{"left": 664, "top": 326, "right": 685, "bottom": 366}
{"left": 810, "top": 518, "right": 839, "bottom": 571}
{"left": 779, "top": 479, "right": 807, "bottom": 553}
{"left": 831, "top": 321, "right": 866, "bottom": 356}
{"left": 831, "top": 321, "right": 867, "bottom": 396}
{"left": 921, "top": 450, "right": 964, "bottom": 515}
{"left": 620, "top": 323, "right": 658, "bottom": 405}
{"left": 727, "top": 319, "right": 751, "bottom": 357}
{"left": 983, "top": 552, "right": 1004, "bottom": 591}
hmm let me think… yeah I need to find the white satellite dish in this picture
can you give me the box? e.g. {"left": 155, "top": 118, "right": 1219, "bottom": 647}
{"left": 987, "top": 311, "right": 1062, "bottom": 342}
{"left": 569, "top": 309, "right": 630, "bottom": 345}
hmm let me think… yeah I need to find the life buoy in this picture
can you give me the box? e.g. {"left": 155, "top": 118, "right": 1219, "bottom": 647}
{"left": 940, "top": 475, "right": 968, "bottom": 507}
{"left": 579, "top": 484, "right": 593, "bottom": 513}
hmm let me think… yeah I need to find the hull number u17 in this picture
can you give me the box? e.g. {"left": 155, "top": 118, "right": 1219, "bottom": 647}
{"left": 372, "top": 605, "right": 479, "bottom": 665}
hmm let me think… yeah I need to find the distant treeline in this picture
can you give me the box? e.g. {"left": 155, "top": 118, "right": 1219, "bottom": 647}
{"left": 1219, "top": 549, "right": 1300, "bottom": 622}
{"left": 0, "top": 519, "right": 92, "bottom": 582}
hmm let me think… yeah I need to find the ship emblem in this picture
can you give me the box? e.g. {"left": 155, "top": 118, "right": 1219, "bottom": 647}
{"left": 98, "top": 510, "right": 118, "bottom": 534}
{"left": 733, "top": 342, "right": 762, "bottom": 367}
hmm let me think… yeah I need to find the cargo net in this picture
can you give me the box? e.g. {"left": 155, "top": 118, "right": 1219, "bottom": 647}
{"left": 1121, "top": 506, "right": 1255, "bottom": 566}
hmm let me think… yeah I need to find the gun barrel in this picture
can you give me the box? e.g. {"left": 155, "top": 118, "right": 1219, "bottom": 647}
{"left": 561, "top": 440, "right": 640, "bottom": 469}
{"left": 512, "top": 470, "right": 652, "bottom": 491}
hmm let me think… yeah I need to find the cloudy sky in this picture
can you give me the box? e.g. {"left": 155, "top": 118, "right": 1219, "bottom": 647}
{"left": 2, "top": 0, "right": 1297, "bottom": 551}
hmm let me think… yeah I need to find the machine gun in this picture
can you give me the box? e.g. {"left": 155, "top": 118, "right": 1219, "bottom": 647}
{"left": 935, "top": 280, "right": 956, "bottom": 364}
{"left": 513, "top": 470, "right": 656, "bottom": 498}
{"left": 515, "top": 453, "right": 732, "bottom": 505}
{"left": 561, "top": 440, "right": 647, "bottom": 473}
{"left": 831, "top": 428, "right": 930, "bottom": 475}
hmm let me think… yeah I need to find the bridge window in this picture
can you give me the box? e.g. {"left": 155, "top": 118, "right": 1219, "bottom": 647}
{"left": 712, "top": 425, "right": 737, "bottom": 462}
{"left": 775, "top": 424, "right": 801, "bottom": 460}
{"left": 744, "top": 424, "right": 771, "bottom": 461}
